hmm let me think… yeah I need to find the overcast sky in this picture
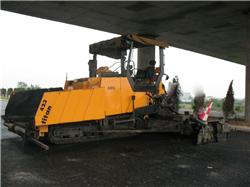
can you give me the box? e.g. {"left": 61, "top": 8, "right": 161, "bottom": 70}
{"left": 0, "top": 10, "right": 246, "bottom": 99}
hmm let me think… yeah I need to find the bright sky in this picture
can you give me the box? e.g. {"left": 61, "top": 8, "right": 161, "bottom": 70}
{"left": 0, "top": 10, "right": 246, "bottom": 99}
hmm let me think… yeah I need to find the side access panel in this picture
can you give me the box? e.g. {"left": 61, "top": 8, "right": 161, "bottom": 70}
{"left": 101, "top": 77, "right": 149, "bottom": 116}
{"left": 3, "top": 88, "right": 62, "bottom": 123}
{"left": 35, "top": 88, "right": 105, "bottom": 126}
{"left": 120, "top": 78, "right": 149, "bottom": 113}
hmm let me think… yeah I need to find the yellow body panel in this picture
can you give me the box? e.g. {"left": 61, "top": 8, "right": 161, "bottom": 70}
{"left": 120, "top": 78, "right": 149, "bottom": 113}
{"left": 35, "top": 77, "right": 162, "bottom": 130}
{"left": 159, "top": 82, "right": 166, "bottom": 95}
{"left": 101, "top": 78, "right": 122, "bottom": 115}
{"left": 35, "top": 88, "right": 105, "bottom": 126}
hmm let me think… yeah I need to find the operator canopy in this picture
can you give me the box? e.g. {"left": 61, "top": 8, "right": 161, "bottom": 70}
{"left": 89, "top": 34, "right": 168, "bottom": 59}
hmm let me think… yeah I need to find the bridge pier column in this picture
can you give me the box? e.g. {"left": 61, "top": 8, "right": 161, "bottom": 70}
{"left": 246, "top": 12, "right": 250, "bottom": 123}
{"left": 246, "top": 61, "right": 250, "bottom": 123}
{"left": 137, "top": 46, "right": 155, "bottom": 70}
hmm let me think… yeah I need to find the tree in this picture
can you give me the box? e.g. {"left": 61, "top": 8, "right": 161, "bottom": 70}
{"left": 223, "top": 80, "right": 235, "bottom": 119}
{"left": 7, "top": 88, "right": 13, "bottom": 97}
{"left": 0, "top": 88, "right": 7, "bottom": 97}
{"left": 17, "top": 81, "right": 28, "bottom": 91}
{"left": 28, "top": 84, "right": 40, "bottom": 90}
{"left": 213, "top": 98, "right": 222, "bottom": 110}
{"left": 14, "top": 82, "right": 40, "bottom": 92}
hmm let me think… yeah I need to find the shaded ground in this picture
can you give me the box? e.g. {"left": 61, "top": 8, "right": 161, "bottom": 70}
{"left": 1, "top": 100, "right": 250, "bottom": 187}
{"left": 2, "top": 126, "right": 250, "bottom": 187}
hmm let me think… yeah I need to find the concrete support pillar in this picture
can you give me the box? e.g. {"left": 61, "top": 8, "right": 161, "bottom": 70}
{"left": 246, "top": 12, "right": 250, "bottom": 123}
{"left": 246, "top": 62, "right": 250, "bottom": 122}
{"left": 137, "top": 46, "right": 155, "bottom": 70}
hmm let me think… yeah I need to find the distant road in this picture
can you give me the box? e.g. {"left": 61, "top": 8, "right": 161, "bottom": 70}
{"left": 1, "top": 99, "right": 18, "bottom": 139}
{"left": 0, "top": 99, "right": 7, "bottom": 115}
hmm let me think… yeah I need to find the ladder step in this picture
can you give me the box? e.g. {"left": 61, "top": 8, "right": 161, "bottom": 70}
{"left": 114, "top": 119, "right": 135, "bottom": 125}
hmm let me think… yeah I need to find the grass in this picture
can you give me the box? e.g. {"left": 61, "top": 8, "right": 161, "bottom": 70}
{"left": 179, "top": 103, "right": 193, "bottom": 110}
{"left": 179, "top": 100, "right": 245, "bottom": 114}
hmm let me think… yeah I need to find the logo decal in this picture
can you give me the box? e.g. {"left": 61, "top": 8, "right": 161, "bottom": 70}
{"left": 40, "top": 99, "right": 52, "bottom": 124}
{"left": 40, "top": 99, "right": 47, "bottom": 111}
{"left": 41, "top": 105, "right": 52, "bottom": 124}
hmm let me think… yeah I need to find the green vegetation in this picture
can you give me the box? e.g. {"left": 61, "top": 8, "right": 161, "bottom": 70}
{"left": 212, "top": 98, "right": 223, "bottom": 111}
{"left": 234, "top": 99, "right": 245, "bottom": 113}
{"left": 179, "top": 98, "right": 245, "bottom": 114}
{"left": 223, "top": 80, "right": 235, "bottom": 119}
{"left": 14, "top": 81, "right": 40, "bottom": 92}
{"left": 0, "top": 81, "right": 40, "bottom": 99}
{"left": 179, "top": 102, "right": 193, "bottom": 110}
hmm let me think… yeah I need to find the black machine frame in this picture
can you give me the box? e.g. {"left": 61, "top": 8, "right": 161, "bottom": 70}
{"left": 89, "top": 34, "right": 167, "bottom": 93}
{"left": 125, "top": 41, "right": 165, "bottom": 93}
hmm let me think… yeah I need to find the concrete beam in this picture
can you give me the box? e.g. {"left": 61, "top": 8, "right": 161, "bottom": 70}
{"left": 2, "top": 2, "right": 250, "bottom": 65}
{"left": 137, "top": 46, "right": 155, "bottom": 70}
{"left": 245, "top": 12, "right": 250, "bottom": 123}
